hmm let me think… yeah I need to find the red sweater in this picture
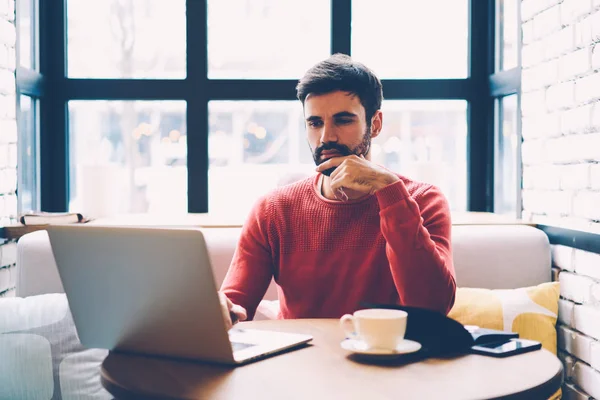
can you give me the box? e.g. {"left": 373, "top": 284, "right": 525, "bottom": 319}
{"left": 221, "top": 174, "right": 456, "bottom": 320}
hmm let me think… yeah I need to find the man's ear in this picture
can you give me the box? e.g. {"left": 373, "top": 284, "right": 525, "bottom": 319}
{"left": 370, "top": 110, "right": 383, "bottom": 138}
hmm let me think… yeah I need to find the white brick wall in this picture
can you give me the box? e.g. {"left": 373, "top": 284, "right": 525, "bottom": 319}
{"left": 560, "top": 271, "right": 595, "bottom": 303}
{"left": 554, "top": 245, "right": 575, "bottom": 270}
{"left": 522, "top": 0, "right": 600, "bottom": 222}
{"left": 558, "top": 325, "right": 594, "bottom": 364}
{"left": 591, "top": 164, "right": 600, "bottom": 189}
{"left": 559, "top": 298, "right": 575, "bottom": 325}
{"left": 574, "top": 362, "right": 600, "bottom": 399}
{"left": 554, "top": 247, "right": 600, "bottom": 397}
{"left": 573, "top": 191, "right": 600, "bottom": 220}
{"left": 0, "top": 0, "right": 16, "bottom": 297}
{"left": 561, "top": 104, "right": 592, "bottom": 135}
{"left": 560, "top": 164, "right": 590, "bottom": 190}
{"left": 0, "top": 241, "right": 16, "bottom": 293}
{"left": 523, "top": 1, "right": 600, "bottom": 397}
{"left": 575, "top": 250, "right": 600, "bottom": 280}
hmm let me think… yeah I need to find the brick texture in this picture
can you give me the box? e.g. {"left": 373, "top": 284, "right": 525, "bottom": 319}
{"left": 0, "top": 0, "right": 16, "bottom": 297}
{"left": 554, "top": 245, "right": 600, "bottom": 397}
{"left": 523, "top": 1, "right": 600, "bottom": 397}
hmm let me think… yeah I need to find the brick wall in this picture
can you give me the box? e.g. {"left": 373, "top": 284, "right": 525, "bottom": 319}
{"left": 521, "top": 0, "right": 600, "bottom": 398}
{"left": 0, "top": 0, "right": 17, "bottom": 298}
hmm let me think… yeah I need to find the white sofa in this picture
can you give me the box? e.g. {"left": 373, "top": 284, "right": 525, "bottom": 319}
{"left": 16, "top": 224, "right": 552, "bottom": 300}
{"left": 3, "top": 223, "right": 554, "bottom": 399}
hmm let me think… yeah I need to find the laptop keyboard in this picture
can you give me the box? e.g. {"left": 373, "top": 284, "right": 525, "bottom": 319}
{"left": 231, "top": 342, "right": 256, "bottom": 352}
{"left": 229, "top": 329, "right": 258, "bottom": 352}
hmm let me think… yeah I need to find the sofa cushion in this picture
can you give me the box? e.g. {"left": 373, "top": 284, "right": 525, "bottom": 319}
{"left": 16, "top": 230, "right": 65, "bottom": 297}
{"left": 451, "top": 225, "right": 551, "bottom": 289}
{"left": 448, "top": 282, "right": 560, "bottom": 354}
{"left": 0, "top": 294, "right": 109, "bottom": 399}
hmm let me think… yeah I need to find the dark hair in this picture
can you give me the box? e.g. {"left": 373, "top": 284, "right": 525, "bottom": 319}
{"left": 296, "top": 54, "right": 383, "bottom": 123}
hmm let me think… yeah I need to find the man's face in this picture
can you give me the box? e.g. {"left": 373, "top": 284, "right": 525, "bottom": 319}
{"left": 304, "top": 91, "right": 381, "bottom": 176}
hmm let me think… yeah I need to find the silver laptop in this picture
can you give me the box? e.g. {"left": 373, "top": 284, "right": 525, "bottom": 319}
{"left": 46, "top": 225, "right": 312, "bottom": 365}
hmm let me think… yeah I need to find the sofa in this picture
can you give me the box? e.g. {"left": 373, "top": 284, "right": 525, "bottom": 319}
{"left": 16, "top": 224, "right": 552, "bottom": 298}
{"left": 15, "top": 224, "right": 553, "bottom": 319}
{"left": 2, "top": 223, "right": 556, "bottom": 399}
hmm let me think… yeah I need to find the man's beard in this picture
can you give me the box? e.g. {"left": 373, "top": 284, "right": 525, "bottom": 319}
{"left": 312, "top": 128, "right": 372, "bottom": 177}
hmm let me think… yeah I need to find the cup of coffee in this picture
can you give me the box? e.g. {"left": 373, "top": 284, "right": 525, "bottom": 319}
{"left": 340, "top": 308, "right": 408, "bottom": 351}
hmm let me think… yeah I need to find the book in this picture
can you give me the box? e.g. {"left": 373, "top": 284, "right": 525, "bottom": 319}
{"left": 0, "top": 212, "right": 91, "bottom": 241}
{"left": 469, "top": 327, "right": 518, "bottom": 346}
{"left": 19, "top": 212, "right": 87, "bottom": 226}
{"left": 0, "top": 224, "right": 49, "bottom": 241}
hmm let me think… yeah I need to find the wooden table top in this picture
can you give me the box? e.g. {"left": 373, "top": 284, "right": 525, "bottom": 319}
{"left": 101, "top": 319, "right": 562, "bottom": 400}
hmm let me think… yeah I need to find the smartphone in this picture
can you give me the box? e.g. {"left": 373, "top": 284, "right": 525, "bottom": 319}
{"left": 470, "top": 338, "right": 542, "bottom": 358}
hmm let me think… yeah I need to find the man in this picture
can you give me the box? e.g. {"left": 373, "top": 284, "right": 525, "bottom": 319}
{"left": 219, "top": 54, "right": 456, "bottom": 328}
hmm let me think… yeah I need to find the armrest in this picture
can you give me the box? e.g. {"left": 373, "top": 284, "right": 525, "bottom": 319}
{"left": 16, "top": 230, "right": 64, "bottom": 297}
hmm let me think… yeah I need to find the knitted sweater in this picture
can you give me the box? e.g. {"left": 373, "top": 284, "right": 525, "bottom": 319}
{"left": 221, "top": 174, "right": 456, "bottom": 319}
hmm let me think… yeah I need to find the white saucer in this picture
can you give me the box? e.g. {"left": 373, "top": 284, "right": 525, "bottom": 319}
{"left": 341, "top": 338, "right": 422, "bottom": 356}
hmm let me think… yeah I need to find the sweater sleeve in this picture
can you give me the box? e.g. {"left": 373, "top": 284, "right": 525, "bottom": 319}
{"left": 220, "top": 196, "right": 274, "bottom": 320}
{"left": 375, "top": 180, "right": 456, "bottom": 315}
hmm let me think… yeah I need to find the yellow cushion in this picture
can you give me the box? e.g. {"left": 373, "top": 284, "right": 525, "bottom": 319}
{"left": 448, "top": 282, "right": 560, "bottom": 354}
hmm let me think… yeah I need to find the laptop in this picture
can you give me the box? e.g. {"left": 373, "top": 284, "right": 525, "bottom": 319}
{"left": 46, "top": 225, "right": 312, "bottom": 365}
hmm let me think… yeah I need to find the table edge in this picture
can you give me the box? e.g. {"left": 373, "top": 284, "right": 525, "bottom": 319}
{"left": 101, "top": 350, "right": 564, "bottom": 400}
{"left": 100, "top": 319, "right": 565, "bottom": 400}
{"left": 101, "top": 364, "right": 183, "bottom": 400}
{"left": 489, "top": 360, "right": 563, "bottom": 400}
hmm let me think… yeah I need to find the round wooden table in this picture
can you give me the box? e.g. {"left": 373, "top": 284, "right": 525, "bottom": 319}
{"left": 101, "top": 319, "right": 563, "bottom": 400}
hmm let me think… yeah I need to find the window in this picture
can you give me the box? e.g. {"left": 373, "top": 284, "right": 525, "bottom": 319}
{"left": 17, "top": 95, "right": 39, "bottom": 213}
{"left": 352, "top": 0, "right": 469, "bottom": 78}
{"left": 17, "top": 0, "right": 35, "bottom": 69}
{"left": 35, "top": 0, "right": 503, "bottom": 216}
{"left": 68, "top": 101, "right": 187, "bottom": 216}
{"left": 497, "top": 0, "right": 519, "bottom": 71}
{"left": 208, "top": 100, "right": 468, "bottom": 215}
{"left": 494, "top": 95, "right": 519, "bottom": 214}
{"left": 376, "top": 101, "right": 468, "bottom": 210}
{"left": 208, "top": 101, "right": 311, "bottom": 217}
{"left": 491, "top": 0, "right": 521, "bottom": 216}
{"left": 16, "top": 0, "right": 42, "bottom": 214}
{"left": 67, "top": 0, "right": 186, "bottom": 78}
{"left": 207, "top": 0, "right": 330, "bottom": 79}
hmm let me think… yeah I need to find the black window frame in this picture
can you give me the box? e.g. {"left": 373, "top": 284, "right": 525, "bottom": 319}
{"left": 15, "top": 0, "right": 44, "bottom": 214}
{"left": 491, "top": 0, "right": 523, "bottom": 217}
{"left": 33, "top": 0, "right": 507, "bottom": 214}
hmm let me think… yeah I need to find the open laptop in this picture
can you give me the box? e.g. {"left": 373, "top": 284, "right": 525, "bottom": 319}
{"left": 46, "top": 225, "right": 312, "bottom": 365}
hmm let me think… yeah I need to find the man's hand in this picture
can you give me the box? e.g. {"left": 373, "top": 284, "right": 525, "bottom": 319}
{"left": 218, "top": 292, "right": 247, "bottom": 330}
{"left": 316, "top": 155, "right": 399, "bottom": 197}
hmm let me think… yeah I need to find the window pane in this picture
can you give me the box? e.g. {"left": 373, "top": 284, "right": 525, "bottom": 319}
{"left": 17, "top": 0, "right": 34, "bottom": 69}
{"left": 67, "top": 0, "right": 186, "bottom": 78}
{"left": 18, "top": 95, "right": 39, "bottom": 213}
{"left": 208, "top": 100, "right": 466, "bottom": 218}
{"left": 68, "top": 101, "right": 187, "bottom": 217}
{"left": 498, "top": 0, "right": 519, "bottom": 70}
{"left": 494, "top": 95, "right": 518, "bottom": 214}
{"left": 352, "top": 0, "right": 468, "bottom": 79}
{"left": 374, "top": 101, "right": 468, "bottom": 211}
{"left": 208, "top": 0, "right": 330, "bottom": 79}
{"left": 208, "top": 101, "right": 313, "bottom": 217}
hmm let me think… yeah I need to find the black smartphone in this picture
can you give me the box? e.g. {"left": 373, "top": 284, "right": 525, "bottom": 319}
{"left": 470, "top": 338, "right": 542, "bottom": 358}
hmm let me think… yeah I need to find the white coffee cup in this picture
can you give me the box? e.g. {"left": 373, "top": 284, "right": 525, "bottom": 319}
{"left": 340, "top": 308, "right": 408, "bottom": 351}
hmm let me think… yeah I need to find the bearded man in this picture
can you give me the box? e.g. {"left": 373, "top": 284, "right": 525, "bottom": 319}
{"left": 219, "top": 54, "right": 456, "bottom": 328}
